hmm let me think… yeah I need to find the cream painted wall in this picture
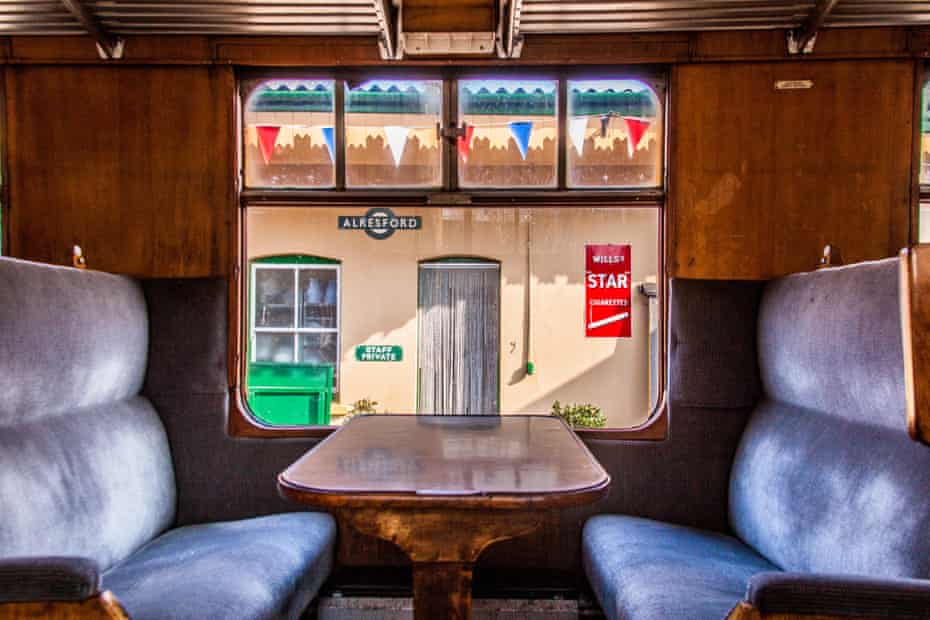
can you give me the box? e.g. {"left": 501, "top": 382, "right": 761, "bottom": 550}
{"left": 247, "top": 206, "right": 658, "bottom": 428}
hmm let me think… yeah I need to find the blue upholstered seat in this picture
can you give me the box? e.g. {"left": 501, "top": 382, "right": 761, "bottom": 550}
{"left": 0, "top": 258, "right": 337, "bottom": 618}
{"left": 583, "top": 516, "right": 776, "bottom": 620}
{"left": 583, "top": 259, "right": 930, "bottom": 620}
{"left": 104, "top": 513, "right": 335, "bottom": 620}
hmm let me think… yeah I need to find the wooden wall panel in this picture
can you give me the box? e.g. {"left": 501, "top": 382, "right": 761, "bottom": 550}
{"left": 6, "top": 65, "right": 232, "bottom": 276}
{"left": 670, "top": 60, "right": 914, "bottom": 279}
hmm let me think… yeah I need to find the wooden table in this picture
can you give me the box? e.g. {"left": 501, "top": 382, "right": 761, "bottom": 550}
{"left": 278, "top": 415, "right": 610, "bottom": 620}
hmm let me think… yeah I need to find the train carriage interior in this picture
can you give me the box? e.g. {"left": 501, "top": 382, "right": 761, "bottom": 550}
{"left": 0, "top": 1, "right": 929, "bottom": 619}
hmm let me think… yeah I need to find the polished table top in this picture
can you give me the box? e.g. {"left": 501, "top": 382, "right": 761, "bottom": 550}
{"left": 279, "top": 415, "right": 609, "bottom": 503}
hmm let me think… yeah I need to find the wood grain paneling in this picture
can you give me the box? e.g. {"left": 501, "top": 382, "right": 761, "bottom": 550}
{"left": 899, "top": 245, "right": 930, "bottom": 446}
{"left": 403, "top": 0, "right": 495, "bottom": 33}
{"left": 670, "top": 60, "right": 914, "bottom": 279}
{"left": 0, "top": 27, "right": 918, "bottom": 67}
{"left": 0, "top": 593, "right": 129, "bottom": 620}
{"left": 6, "top": 65, "right": 232, "bottom": 276}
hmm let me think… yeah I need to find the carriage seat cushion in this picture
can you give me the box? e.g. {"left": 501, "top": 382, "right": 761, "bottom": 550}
{"left": 103, "top": 513, "right": 336, "bottom": 620}
{"left": 583, "top": 516, "right": 776, "bottom": 620}
{"left": 0, "top": 257, "right": 337, "bottom": 619}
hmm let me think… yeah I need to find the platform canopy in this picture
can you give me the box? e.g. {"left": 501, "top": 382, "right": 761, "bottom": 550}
{"left": 4, "top": 1, "right": 930, "bottom": 58}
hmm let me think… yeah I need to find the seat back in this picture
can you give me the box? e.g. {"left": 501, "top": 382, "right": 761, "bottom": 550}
{"left": 0, "top": 258, "right": 175, "bottom": 571}
{"left": 729, "top": 258, "right": 930, "bottom": 579}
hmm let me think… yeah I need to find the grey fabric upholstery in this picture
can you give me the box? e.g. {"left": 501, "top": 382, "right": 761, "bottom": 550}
{"left": 0, "top": 258, "right": 336, "bottom": 620}
{"left": 746, "top": 572, "right": 930, "bottom": 619}
{"left": 731, "top": 259, "right": 930, "bottom": 578}
{"left": 0, "top": 259, "right": 175, "bottom": 571}
{"left": 668, "top": 278, "right": 764, "bottom": 409}
{"left": 583, "top": 516, "right": 776, "bottom": 620}
{"left": 0, "top": 557, "right": 100, "bottom": 603}
{"left": 104, "top": 513, "right": 336, "bottom": 620}
{"left": 142, "top": 278, "right": 322, "bottom": 526}
{"left": 0, "top": 397, "right": 176, "bottom": 571}
{"left": 0, "top": 257, "right": 149, "bottom": 421}
{"left": 585, "top": 259, "right": 930, "bottom": 619}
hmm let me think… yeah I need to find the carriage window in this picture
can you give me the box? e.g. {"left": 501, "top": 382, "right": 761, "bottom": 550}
{"left": 345, "top": 79, "right": 443, "bottom": 188}
{"left": 243, "top": 80, "right": 336, "bottom": 189}
{"left": 566, "top": 79, "right": 663, "bottom": 189}
{"left": 457, "top": 79, "right": 558, "bottom": 188}
{"left": 244, "top": 206, "right": 661, "bottom": 429}
{"left": 248, "top": 256, "right": 340, "bottom": 426}
{"left": 920, "top": 80, "right": 930, "bottom": 241}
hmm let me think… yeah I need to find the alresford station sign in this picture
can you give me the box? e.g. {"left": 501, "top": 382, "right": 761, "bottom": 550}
{"left": 338, "top": 207, "right": 422, "bottom": 240}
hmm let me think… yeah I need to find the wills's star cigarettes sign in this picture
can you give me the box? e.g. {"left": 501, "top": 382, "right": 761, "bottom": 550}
{"left": 585, "top": 244, "right": 632, "bottom": 338}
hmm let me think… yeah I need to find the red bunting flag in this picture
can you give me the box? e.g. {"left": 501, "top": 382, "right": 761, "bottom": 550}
{"left": 256, "top": 125, "right": 281, "bottom": 165}
{"left": 457, "top": 124, "right": 475, "bottom": 162}
{"left": 622, "top": 117, "right": 651, "bottom": 158}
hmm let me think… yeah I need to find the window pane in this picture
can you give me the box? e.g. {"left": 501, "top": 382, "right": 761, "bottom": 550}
{"left": 300, "top": 333, "right": 339, "bottom": 365}
{"left": 458, "top": 79, "right": 558, "bottom": 188}
{"left": 254, "top": 333, "right": 295, "bottom": 363}
{"left": 566, "top": 79, "right": 663, "bottom": 188}
{"left": 254, "top": 268, "right": 295, "bottom": 328}
{"left": 246, "top": 205, "right": 660, "bottom": 428}
{"left": 345, "top": 80, "right": 442, "bottom": 188}
{"left": 244, "top": 79, "right": 336, "bottom": 189}
{"left": 921, "top": 201, "right": 930, "bottom": 243}
{"left": 299, "top": 268, "right": 338, "bottom": 328}
{"left": 922, "top": 81, "right": 930, "bottom": 186}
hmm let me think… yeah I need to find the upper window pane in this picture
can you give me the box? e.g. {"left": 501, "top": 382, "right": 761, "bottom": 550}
{"left": 458, "top": 79, "right": 558, "bottom": 188}
{"left": 921, "top": 80, "right": 930, "bottom": 186}
{"left": 566, "top": 79, "right": 663, "bottom": 189}
{"left": 244, "top": 80, "right": 336, "bottom": 189}
{"left": 345, "top": 79, "right": 443, "bottom": 188}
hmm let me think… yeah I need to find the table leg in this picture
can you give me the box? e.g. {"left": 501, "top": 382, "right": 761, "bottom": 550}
{"left": 412, "top": 562, "right": 473, "bottom": 620}
{"left": 339, "top": 508, "right": 542, "bottom": 620}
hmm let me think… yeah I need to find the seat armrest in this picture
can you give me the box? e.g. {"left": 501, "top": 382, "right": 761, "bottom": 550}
{"left": 0, "top": 557, "right": 100, "bottom": 603}
{"left": 745, "top": 572, "right": 930, "bottom": 619}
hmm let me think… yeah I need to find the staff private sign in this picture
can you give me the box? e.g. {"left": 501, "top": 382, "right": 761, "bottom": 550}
{"left": 585, "top": 244, "right": 632, "bottom": 338}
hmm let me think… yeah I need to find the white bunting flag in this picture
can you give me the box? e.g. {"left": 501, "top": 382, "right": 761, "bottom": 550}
{"left": 568, "top": 117, "right": 588, "bottom": 156}
{"left": 384, "top": 125, "right": 409, "bottom": 167}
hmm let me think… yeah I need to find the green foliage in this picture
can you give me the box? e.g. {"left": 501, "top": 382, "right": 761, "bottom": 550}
{"left": 343, "top": 398, "right": 379, "bottom": 422}
{"left": 551, "top": 400, "right": 607, "bottom": 429}
{"left": 352, "top": 398, "right": 379, "bottom": 414}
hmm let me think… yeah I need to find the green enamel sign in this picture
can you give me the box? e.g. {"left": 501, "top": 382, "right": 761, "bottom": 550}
{"left": 355, "top": 345, "right": 403, "bottom": 362}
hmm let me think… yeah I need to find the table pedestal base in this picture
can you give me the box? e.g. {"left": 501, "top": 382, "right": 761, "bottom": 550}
{"left": 339, "top": 508, "right": 543, "bottom": 620}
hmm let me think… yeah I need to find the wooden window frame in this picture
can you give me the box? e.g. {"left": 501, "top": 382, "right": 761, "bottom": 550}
{"left": 250, "top": 260, "right": 341, "bottom": 372}
{"left": 229, "top": 66, "right": 671, "bottom": 441}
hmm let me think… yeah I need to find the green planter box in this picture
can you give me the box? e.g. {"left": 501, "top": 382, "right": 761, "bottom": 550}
{"left": 247, "top": 362, "right": 334, "bottom": 426}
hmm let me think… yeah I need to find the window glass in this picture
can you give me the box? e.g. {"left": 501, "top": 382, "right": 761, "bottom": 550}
{"left": 246, "top": 206, "right": 660, "bottom": 429}
{"left": 244, "top": 79, "right": 336, "bottom": 189}
{"left": 921, "top": 201, "right": 930, "bottom": 243}
{"left": 345, "top": 79, "right": 443, "bottom": 188}
{"left": 458, "top": 79, "right": 558, "bottom": 188}
{"left": 248, "top": 257, "right": 340, "bottom": 426}
{"left": 922, "top": 80, "right": 930, "bottom": 187}
{"left": 566, "top": 79, "right": 663, "bottom": 188}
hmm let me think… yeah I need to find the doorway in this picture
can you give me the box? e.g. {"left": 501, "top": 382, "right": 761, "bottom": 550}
{"left": 418, "top": 260, "right": 500, "bottom": 415}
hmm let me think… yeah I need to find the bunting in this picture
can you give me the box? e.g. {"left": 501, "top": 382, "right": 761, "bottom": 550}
{"left": 321, "top": 126, "right": 336, "bottom": 163}
{"left": 256, "top": 125, "right": 281, "bottom": 165}
{"left": 457, "top": 124, "right": 475, "bottom": 162}
{"left": 384, "top": 125, "right": 410, "bottom": 167}
{"left": 509, "top": 121, "right": 533, "bottom": 161}
{"left": 623, "top": 116, "right": 652, "bottom": 158}
{"left": 568, "top": 117, "right": 588, "bottom": 156}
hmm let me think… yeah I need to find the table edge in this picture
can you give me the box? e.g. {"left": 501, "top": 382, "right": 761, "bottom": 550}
{"left": 277, "top": 473, "right": 611, "bottom": 510}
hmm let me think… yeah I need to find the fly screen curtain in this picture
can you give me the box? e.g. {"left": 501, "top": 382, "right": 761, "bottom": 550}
{"left": 418, "top": 263, "right": 500, "bottom": 415}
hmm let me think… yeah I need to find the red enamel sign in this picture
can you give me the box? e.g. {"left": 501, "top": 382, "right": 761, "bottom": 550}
{"left": 585, "top": 244, "right": 632, "bottom": 338}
